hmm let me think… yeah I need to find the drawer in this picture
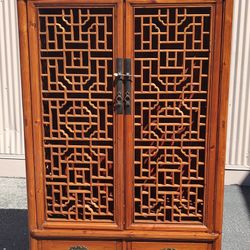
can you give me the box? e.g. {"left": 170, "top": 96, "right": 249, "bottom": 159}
{"left": 132, "top": 242, "right": 211, "bottom": 250}
{"left": 41, "top": 240, "right": 118, "bottom": 250}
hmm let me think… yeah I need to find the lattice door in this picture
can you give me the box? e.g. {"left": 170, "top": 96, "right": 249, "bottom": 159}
{"left": 124, "top": 3, "right": 217, "bottom": 229}
{"left": 27, "top": 0, "right": 219, "bottom": 232}
{"left": 40, "top": 7, "right": 115, "bottom": 221}
{"left": 27, "top": 1, "right": 124, "bottom": 229}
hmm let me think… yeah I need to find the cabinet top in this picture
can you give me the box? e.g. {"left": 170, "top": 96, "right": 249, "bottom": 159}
{"left": 17, "top": 0, "right": 223, "bottom": 2}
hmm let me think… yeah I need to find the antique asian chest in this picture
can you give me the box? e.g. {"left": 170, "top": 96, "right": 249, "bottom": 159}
{"left": 17, "top": 0, "right": 233, "bottom": 249}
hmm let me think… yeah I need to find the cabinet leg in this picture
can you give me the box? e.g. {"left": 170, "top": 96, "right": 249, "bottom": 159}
{"left": 213, "top": 235, "right": 222, "bottom": 250}
{"left": 30, "top": 237, "right": 39, "bottom": 250}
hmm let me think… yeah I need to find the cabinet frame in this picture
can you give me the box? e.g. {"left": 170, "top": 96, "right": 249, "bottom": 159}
{"left": 17, "top": 0, "right": 234, "bottom": 249}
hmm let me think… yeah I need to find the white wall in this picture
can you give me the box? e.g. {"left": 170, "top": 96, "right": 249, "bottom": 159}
{"left": 225, "top": 0, "right": 250, "bottom": 185}
{"left": 0, "top": 0, "right": 25, "bottom": 177}
{"left": 0, "top": 0, "right": 249, "bottom": 184}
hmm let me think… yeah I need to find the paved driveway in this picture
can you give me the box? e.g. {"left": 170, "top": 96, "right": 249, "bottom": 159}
{"left": 0, "top": 178, "right": 249, "bottom": 250}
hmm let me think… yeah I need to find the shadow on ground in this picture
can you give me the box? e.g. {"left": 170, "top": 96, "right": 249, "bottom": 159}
{"left": 0, "top": 209, "right": 29, "bottom": 250}
{"left": 222, "top": 184, "right": 250, "bottom": 250}
{"left": 240, "top": 173, "right": 250, "bottom": 220}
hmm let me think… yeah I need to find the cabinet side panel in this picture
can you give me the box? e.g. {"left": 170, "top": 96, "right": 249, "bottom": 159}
{"left": 214, "top": 0, "right": 234, "bottom": 248}
{"left": 17, "top": 0, "right": 38, "bottom": 234}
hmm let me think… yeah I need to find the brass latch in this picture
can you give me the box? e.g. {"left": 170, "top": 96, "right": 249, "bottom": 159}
{"left": 114, "top": 58, "right": 132, "bottom": 115}
{"left": 161, "top": 248, "right": 176, "bottom": 250}
{"left": 69, "top": 246, "right": 88, "bottom": 250}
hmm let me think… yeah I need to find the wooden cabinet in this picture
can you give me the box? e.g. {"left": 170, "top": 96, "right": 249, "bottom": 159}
{"left": 17, "top": 0, "right": 233, "bottom": 249}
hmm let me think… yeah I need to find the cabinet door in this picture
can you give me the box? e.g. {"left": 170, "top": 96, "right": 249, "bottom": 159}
{"left": 124, "top": 0, "right": 223, "bottom": 231}
{"left": 27, "top": 0, "right": 124, "bottom": 230}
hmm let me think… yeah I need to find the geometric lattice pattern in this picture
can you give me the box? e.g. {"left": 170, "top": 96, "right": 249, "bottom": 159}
{"left": 39, "top": 8, "right": 114, "bottom": 221}
{"left": 133, "top": 7, "right": 211, "bottom": 223}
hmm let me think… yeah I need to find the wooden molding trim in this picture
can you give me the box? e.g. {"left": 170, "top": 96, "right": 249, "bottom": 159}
{"left": 31, "top": 229, "right": 219, "bottom": 241}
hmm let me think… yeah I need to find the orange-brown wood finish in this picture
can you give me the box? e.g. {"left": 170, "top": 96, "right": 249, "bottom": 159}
{"left": 131, "top": 242, "right": 212, "bottom": 250}
{"left": 41, "top": 240, "right": 119, "bottom": 250}
{"left": 17, "top": 0, "right": 233, "bottom": 249}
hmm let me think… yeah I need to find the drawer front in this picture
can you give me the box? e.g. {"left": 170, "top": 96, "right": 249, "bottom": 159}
{"left": 41, "top": 240, "right": 118, "bottom": 250}
{"left": 132, "top": 242, "right": 211, "bottom": 250}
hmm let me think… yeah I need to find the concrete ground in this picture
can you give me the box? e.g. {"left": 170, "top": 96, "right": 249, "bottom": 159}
{"left": 0, "top": 177, "right": 249, "bottom": 250}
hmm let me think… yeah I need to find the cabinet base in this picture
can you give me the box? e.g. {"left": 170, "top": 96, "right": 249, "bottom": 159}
{"left": 29, "top": 238, "right": 219, "bottom": 250}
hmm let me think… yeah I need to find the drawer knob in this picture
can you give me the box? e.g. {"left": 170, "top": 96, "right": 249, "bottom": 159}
{"left": 161, "top": 248, "right": 176, "bottom": 250}
{"left": 69, "top": 247, "right": 88, "bottom": 250}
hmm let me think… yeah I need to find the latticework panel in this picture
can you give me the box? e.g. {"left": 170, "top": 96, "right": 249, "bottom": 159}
{"left": 39, "top": 8, "right": 114, "bottom": 222}
{"left": 133, "top": 7, "right": 211, "bottom": 223}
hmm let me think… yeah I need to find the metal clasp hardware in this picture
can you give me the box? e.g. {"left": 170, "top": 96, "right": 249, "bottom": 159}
{"left": 161, "top": 248, "right": 176, "bottom": 250}
{"left": 113, "top": 72, "right": 133, "bottom": 77}
{"left": 114, "top": 58, "right": 132, "bottom": 114}
{"left": 114, "top": 58, "right": 123, "bottom": 114}
{"left": 69, "top": 246, "right": 88, "bottom": 250}
{"left": 124, "top": 58, "right": 131, "bottom": 114}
